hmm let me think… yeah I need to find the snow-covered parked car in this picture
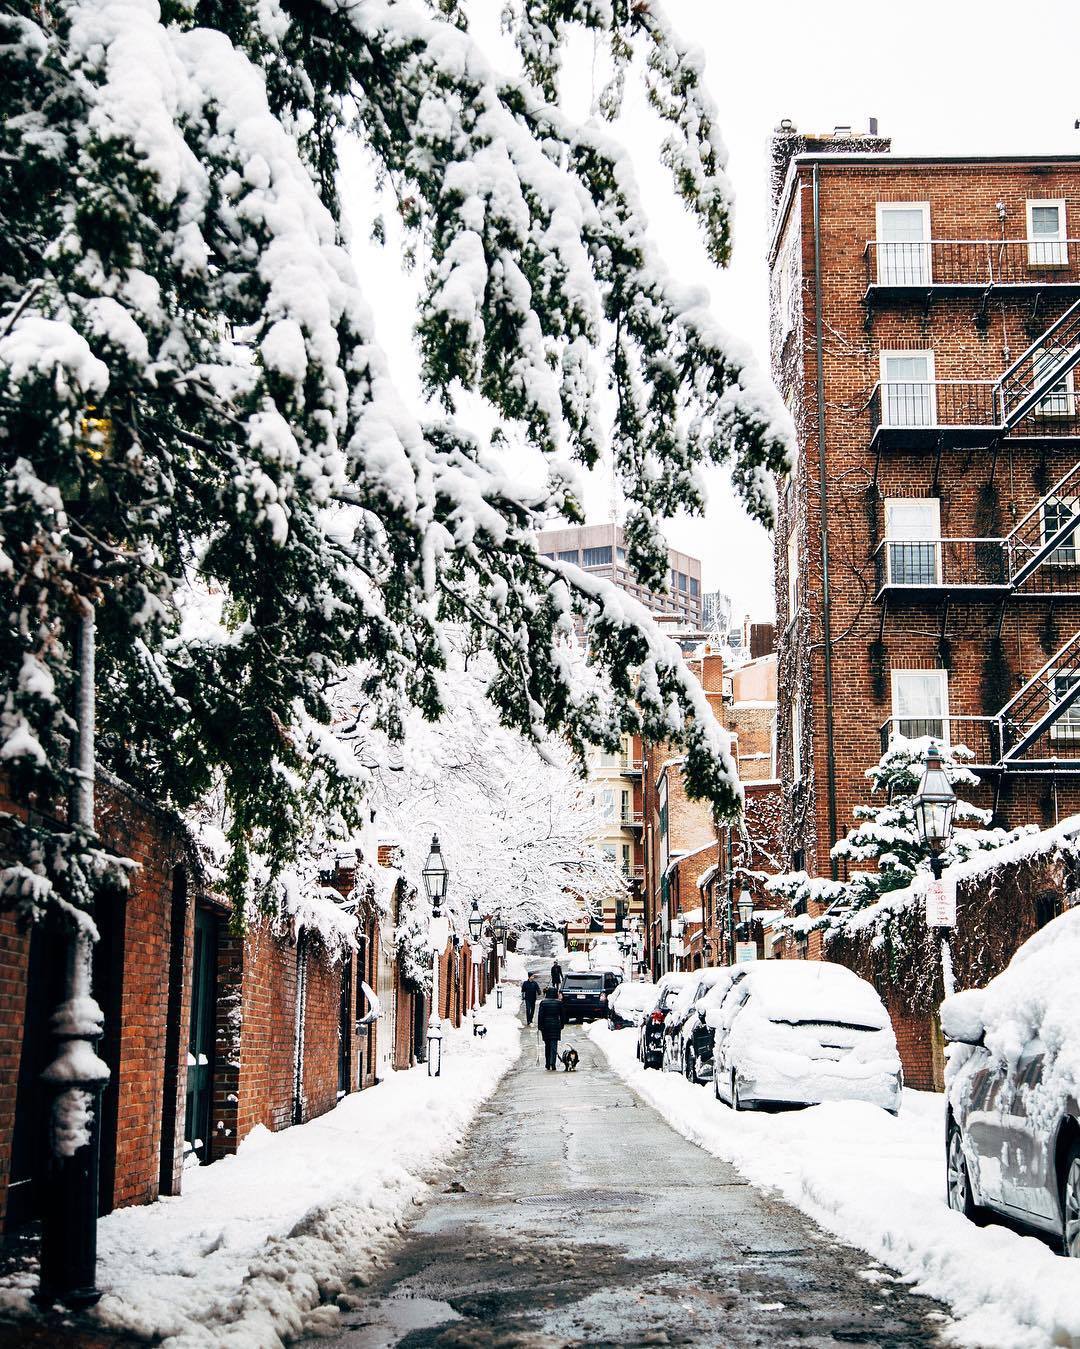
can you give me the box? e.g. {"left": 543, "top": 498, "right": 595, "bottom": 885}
{"left": 942, "top": 906, "right": 1080, "bottom": 1257}
{"left": 711, "top": 962, "right": 902, "bottom": 1113}
{"left": 608, "top": 980, "right": 657, "bottom": 1030}
{"left": 637, "top": 973, "right": 693, "bottom": 1070}
{"left": 662, "top": 967, "right": 740, "bottom": 1081}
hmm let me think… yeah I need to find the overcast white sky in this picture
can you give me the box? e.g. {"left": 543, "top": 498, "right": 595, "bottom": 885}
{"left": 342, "top": 0, "right": 1080, "bottom": 621}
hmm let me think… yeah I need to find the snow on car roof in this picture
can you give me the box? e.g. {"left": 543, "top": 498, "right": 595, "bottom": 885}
{"left": 738, "top": 962, "right": 890, "bottom": 1029}
{"left": 946, "top": 906, "right": 1080, "bottom": 1099}
{"left": 610, "top": 981, "right": 657, "bottom": 1008}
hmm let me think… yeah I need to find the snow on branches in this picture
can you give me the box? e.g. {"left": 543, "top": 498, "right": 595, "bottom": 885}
{"left": 0, "top": 0, "right": 785, "bottom": 927}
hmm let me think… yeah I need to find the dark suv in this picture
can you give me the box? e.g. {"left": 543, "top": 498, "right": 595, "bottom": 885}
{"left": 559, "top": 972, "right": 609, "bottom": 1023}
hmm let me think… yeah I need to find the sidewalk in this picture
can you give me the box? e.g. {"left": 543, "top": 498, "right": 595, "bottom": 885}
{"left": 0, "top": 1005, "right": 520, "bottom": 1348}
{"left": 591, "top": 1022, "right": 1080, "bottom": 1349}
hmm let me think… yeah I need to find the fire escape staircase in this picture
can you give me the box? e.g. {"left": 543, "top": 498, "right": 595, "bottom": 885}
{"left": 1004, "top": 459, "right": 1080, "bottom": 587}
{"left": 994, "top": 630, "right": 1080, "bottom": 767}
{"left": 994, "top": 298, "right": 1080, "bottom": 428}
{"left": 990, "top": 300, "right": 1080, "bottom": 588}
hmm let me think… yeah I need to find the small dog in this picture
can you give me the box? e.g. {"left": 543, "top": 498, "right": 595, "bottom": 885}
{"left": 560, "top": 1047, "right": 579, "bottom": 1072}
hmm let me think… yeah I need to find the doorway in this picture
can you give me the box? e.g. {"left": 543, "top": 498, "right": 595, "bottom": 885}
{"left": 184, "top": 907, "right": 217, "bottom": 1164}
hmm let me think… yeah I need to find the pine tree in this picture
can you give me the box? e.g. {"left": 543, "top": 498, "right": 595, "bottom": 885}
{"left": 769, "top": 737, "right": 1030, "bottom": 934}
{"left": 0, "top": 1, "right": 792, "bottom": 925}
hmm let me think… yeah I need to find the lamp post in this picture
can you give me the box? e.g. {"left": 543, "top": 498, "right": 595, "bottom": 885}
{"left": 914, "top": 745, "right": 958, "bottom": 998}
{"left": 492, "top": 914, "right": 506, "bottom": 1006}
{"left": 467, "top": 900, "right": 484, "bottom": 1032}
{"left": 422, "top": 836, "right": 450, "bottom": 1076}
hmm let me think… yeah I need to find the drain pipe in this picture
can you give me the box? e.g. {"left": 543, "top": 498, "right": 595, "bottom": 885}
{"left": 812, "top": 164, "right": 840, "bottom": 876}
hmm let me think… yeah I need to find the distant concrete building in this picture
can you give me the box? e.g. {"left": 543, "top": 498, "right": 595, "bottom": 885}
{"left": 536, "top": 522, "right": 703, "bottom": 629}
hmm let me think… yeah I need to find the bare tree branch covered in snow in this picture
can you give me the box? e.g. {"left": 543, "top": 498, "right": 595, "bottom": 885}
{"left": 0, "top": 0, "right": 792, "bottom": 926}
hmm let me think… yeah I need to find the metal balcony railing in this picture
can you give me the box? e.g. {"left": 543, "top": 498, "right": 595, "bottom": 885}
{"left": 867, "top": 379, "right": 1080, "bottom": 446}
{"left": 865, "top": 238, "right": 1080, "bottom": 293}
{"left": 621, "top": 864, "right": 645, "bottom": 882}
{"left": 878, "top": 630, "right": 1080, "bottom": 772}
{"left": 873, "top": 537, "right": 1008, "bottom": 595}
{"left": 620, "top": 810, "right": 644, "bottom": 828}
{"left": 619, "top": 757, "right": 642, "bottom": 776}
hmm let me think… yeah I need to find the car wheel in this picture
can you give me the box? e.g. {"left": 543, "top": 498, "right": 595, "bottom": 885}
{"left": 946, "top": 1122, "right": 981, "bottom": 1223}
{"left": 1062, "top": 1142, "right": 1080, "bottom": 1258}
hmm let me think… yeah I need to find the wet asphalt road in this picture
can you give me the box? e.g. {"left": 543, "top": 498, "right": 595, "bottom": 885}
{"left": 316, "top": 1027, "right": 948, "bottom": 1348}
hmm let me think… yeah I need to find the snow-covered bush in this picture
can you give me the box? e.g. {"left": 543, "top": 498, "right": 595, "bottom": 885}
{"left": 0, "top": 0, "right": 791, "bottom": 929}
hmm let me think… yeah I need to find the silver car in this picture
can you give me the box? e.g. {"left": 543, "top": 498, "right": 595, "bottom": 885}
{"left": 942, "top": 908, "right": 1080, "bottom": 1257}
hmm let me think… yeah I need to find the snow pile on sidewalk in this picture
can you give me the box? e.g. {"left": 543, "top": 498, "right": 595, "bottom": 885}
{"left": 11, "top": 1011, "right": 519, "bottom": 1347}
{"left": 592, "top": 1023, "right": 1080, "bottom": 1349}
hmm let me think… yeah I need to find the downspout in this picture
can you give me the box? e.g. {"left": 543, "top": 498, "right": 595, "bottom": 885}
{"left": 812, "top": 164, "right": 840, "bottom": 877}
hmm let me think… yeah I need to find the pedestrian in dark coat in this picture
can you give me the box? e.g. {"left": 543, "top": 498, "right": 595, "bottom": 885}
{"left": 536, "top": 987, "right": 563, "bottom": 1070}
{"left": 521, "top": 975, "right": 541, "bottom": 1025}
{"left": 550, "top": 959, "right": 563, "bottom": 991}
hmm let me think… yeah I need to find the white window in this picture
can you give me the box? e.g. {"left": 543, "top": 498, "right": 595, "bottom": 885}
{"left": 1033, "top": 347, "right": 1076, "bottom": 418}
{"left": 1050, "top": 672, "right": 1080, "bottom": 742}
{"left": 876, "top": 202, "right": 931, "bottom": 286}
{"left": 881, "top": 350, "right": 936, "bottom": 428}
{"left": 599, "top": 788, "right": 616, "bottom": 822}
{"left": 1027, "top": 200, "right": 1068, "bottom": 267}
{"left": 885, "top": 498, "right": 941, "bottom": 585}
{"left": 620, "top": 788, "right": 631, "bottom": 823}
{"left": 1043, "top": 498, "right": 1080, "bottom": 565}
{"left": 791, "top": 698, "right": 803, "bottom": 783}
{"left": 621, "top": 842, "right": 632, "bottom": 874}
{"left": 890, "top": 669, "right": 949, "bottom": 744}
{"left": 787, "top": 528, "right": 800, "bottom": 619}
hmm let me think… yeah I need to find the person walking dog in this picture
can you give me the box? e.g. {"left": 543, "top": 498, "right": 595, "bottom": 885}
{"left": 521, "top": 974, "right": 541, "bottom": 1026}
{"left": 550, "top": 959, "right": 564, "bottom": 992}
{"left": 536, "top": 986, "right": 563, "bottom": 1071}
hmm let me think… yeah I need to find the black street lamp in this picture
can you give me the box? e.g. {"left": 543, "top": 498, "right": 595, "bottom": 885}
{"left": 913, "top": 745, "right": 957, "bottom": 880}
{"left": 423, "top": 835, "right": 450, "bottom": 1077}
{"left": 467, "top": 898, "right": 484, "bottom": 943}
{"left": 737, "top": 891, "right": 754, "bottom": 929}
{"left": 914, "top": 745, "right": 958, "bottom": 999}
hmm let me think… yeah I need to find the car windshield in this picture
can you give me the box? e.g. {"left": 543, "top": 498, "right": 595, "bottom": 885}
{"left": 562, "top": 974, "right": 603, "bottom": 992}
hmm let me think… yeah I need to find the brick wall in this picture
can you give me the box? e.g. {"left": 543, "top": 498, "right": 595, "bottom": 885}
{"left": 773, "top": 158, "right": 1080, "bottom": 883}
{"left": 0, "top": 775, "right": 196, "bottom": 1227}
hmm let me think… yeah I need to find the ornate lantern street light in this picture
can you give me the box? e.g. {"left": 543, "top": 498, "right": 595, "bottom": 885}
{"left": 914, "top": 746, "right": 957, "bottom": 881}
{"left": 737, "top": 891, "right": 754, "bottom": 929}
{"left": 423, "top": 836, "right": 450, "bottom": 1076}
{"left": 914, "top": 745, "right": 958, "bottom": 997}
{"left": 467, "top": 898, "right": 484, "bottom": 943}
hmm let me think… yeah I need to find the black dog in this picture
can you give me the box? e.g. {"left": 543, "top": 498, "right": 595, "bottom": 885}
{"left": 560, "top": 1047, "right": 579, "bottom": 1072}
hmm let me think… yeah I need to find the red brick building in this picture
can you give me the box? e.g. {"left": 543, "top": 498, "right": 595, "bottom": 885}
{"left": 770, "top": 131, "right": 1080, "bottom": 897}
{"left": 641, "top": 648, "right": 783, "bottom": 976}
{"left": 0, "top": 781, "right": 491, "bottom": 1233}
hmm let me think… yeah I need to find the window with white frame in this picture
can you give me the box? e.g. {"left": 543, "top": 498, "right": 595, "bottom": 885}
{"left": 1033, "top": 346, "right": 1076, "bottom": 417}
{"left": 599, "top": 787, "right": 616, "bottom": 822}
{"left": 1027, "top": 200, "right": 1068, "bottom": 267}
{"left": 621, "top": 842, "right": 632, "bottom": 874}
{"left": 891, "top": 669, "right": 949, "bottom": 743}
{"left": 1050, "top": 672, "right": 1080, "bottom": 742}
{"left": 787, "top": 528, "right": 800, "bottom": 618}
{"left": 876, "top": 202, "right": 931, "bottom": 286}
{"left": 1042, "top": 498, "right": 1080, "bottom": 565}
{"left": 881, "top": 350, "right": 936, "bottom": 427}
{"left": 885, "top": 498, "right": 941, "bottom": 586}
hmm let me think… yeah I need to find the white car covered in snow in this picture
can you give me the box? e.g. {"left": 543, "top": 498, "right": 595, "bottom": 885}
{"left": 711, "top": 962, "right": 902, "bottom": 1113}
{"left": 942, "top": 906, "right": 1080, "bottom": 1257}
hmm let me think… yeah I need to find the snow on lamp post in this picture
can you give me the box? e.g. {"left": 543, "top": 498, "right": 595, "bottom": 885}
{"left": 914, "top": 745, "right": 958, "bottom": 998}
{"left": 423, "top": 836, "right": 450, "bottom": 1077}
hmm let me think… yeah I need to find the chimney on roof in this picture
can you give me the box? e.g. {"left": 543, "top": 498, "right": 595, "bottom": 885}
{"left": 769, "top": 118, "right": 892, "bottom": 216}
